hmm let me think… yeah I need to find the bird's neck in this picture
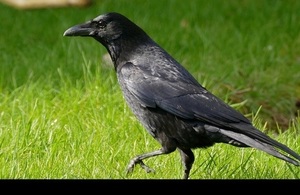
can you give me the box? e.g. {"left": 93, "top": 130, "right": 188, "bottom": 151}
{"left": 106, "top": 36, "right": 154, "bottom": 70}
{"left": 106, "top": 43, "right": 121, "bottom": 67}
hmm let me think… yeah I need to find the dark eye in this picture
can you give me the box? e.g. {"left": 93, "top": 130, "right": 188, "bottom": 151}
{"left": 97, "top": 19, "right": 107, "bottom": 29}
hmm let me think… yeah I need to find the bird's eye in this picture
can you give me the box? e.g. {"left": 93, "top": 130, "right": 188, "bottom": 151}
{"left": 97, "top": 19, "right": 107, "bottom": 29}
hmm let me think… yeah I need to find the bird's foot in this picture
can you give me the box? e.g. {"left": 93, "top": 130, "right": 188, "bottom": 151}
{"left": 126, "top": 157, "right": 155, "bottom": 175}
{"left": 139, "top": 160, "right": 155, "bottom": 173}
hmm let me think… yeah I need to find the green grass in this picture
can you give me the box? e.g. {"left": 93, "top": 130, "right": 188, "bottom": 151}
{"left": 0, "top": 0, "right": 299, "bottom": 179}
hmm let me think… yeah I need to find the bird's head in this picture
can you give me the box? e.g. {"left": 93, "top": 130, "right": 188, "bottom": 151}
{"left": 63, "top": 12, "right": 152, "bottom": 65}
{"left": 64, "top": 12, "right": 149, "bottom": 46}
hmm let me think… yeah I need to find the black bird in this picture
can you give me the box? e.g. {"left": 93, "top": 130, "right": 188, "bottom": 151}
{"left": 63, "top": 12, "right": 300, "bottom": 179}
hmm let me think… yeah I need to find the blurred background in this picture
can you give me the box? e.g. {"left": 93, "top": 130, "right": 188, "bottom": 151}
{"left": 0, "top": 0, "right": 300, "bottom": 131}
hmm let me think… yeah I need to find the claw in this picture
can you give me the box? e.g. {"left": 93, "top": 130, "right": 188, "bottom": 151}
{"left": 126, "top": 157, "right": 155, "bottom": 175}
{"left": 139, "top": 161, "right": 155, "bottom": 173}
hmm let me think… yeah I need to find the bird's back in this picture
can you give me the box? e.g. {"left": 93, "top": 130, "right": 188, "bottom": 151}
{"left": 116, "top": 43, "right": 234, "bottom": 148}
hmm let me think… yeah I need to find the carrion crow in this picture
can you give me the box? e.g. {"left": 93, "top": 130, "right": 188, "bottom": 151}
{"left": 63, "top": 12, "right": 300, "bottom": 179}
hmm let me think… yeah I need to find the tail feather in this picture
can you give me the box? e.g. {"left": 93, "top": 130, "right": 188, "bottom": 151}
{"left": 220, "top": 129, "right": 300, "bottom": 166}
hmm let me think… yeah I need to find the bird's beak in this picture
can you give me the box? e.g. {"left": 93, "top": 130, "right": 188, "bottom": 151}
{"left": 63, "top": 21, "right": 94, "bottom": 37}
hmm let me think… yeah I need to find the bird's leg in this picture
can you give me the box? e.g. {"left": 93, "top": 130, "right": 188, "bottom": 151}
{"left": 126, "top": 148, "right": 171, "bottom": 175}
{"left": 178, "top": 148, "right": 195, "bottom": 179}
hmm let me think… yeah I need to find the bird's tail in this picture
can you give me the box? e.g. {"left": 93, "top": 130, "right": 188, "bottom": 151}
{"left": 220, "top": 129, "right": 300, "bottom": 166}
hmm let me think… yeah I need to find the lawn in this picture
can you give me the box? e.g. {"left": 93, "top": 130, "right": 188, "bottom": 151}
{"left": 0, "top": 0, "right": 299, "bottom": 179}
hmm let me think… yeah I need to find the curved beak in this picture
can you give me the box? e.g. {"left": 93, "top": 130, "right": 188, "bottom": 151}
{"left": 63, "top": 21, "right": 94, "bottom": 37}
